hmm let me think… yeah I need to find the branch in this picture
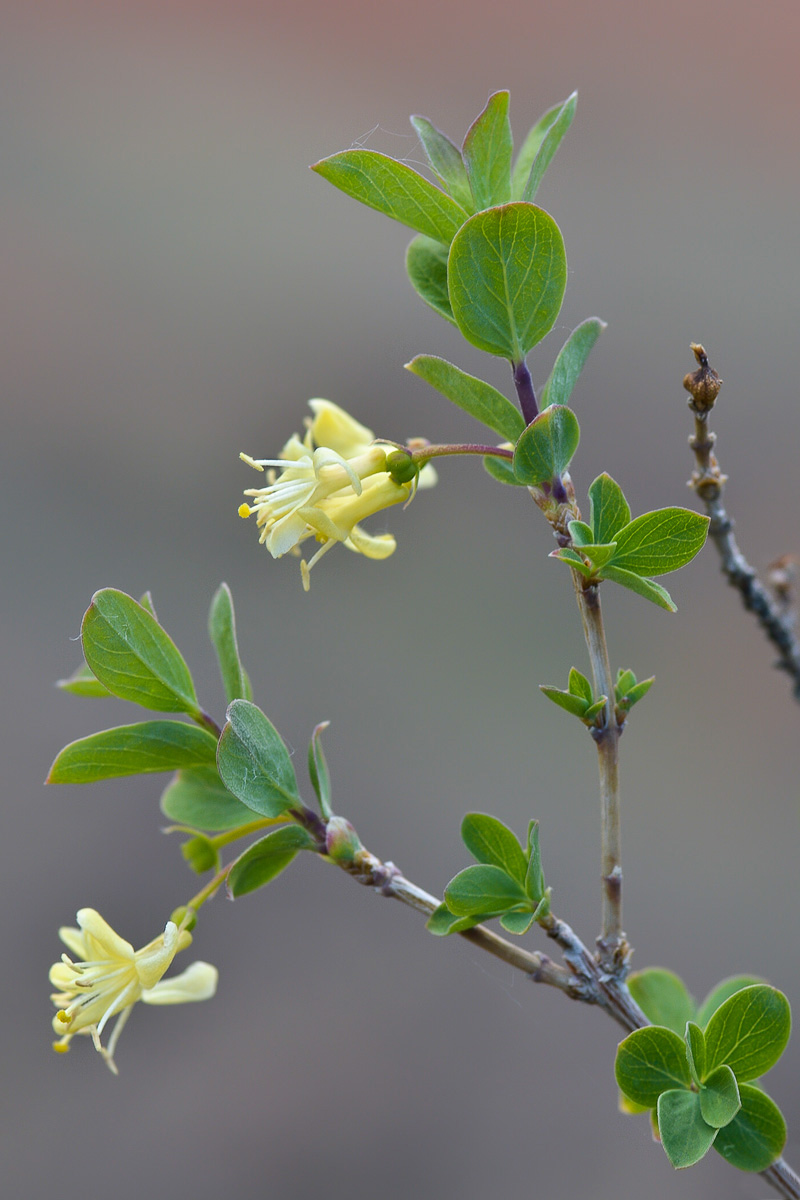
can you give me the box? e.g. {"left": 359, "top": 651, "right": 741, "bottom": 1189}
{"left": 684, "top": 343, "right": 800, "bottom": 701}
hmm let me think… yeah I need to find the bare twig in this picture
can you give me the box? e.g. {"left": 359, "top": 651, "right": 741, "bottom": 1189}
{"left": 684, "top": 343, "right": 800, "bottom": 700}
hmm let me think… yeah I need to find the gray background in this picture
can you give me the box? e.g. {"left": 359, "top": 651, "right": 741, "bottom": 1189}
{"left": 4, "top": 2, "right": 800, "bottom": 1197}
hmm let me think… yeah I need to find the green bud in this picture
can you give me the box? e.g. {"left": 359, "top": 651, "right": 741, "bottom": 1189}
{"left": 181, "top": 835, "right": 219, "bottom": 874}
{"left": 325, "top": 815, "right": 364, "bottom": 864}
{"left": 169, "top": 905, "right": 198, "bottom": 933}
{"left": 385, "top": 449, "right": 419, "bottom": 486}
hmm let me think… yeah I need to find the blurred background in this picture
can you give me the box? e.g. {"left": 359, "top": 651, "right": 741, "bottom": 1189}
{"left": 4, "top": 2, "right": 800, "bottom": 1197}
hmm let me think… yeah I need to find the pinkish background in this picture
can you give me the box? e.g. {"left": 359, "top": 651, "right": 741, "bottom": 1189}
{"left": 4, "top": 3, "right": 800, "bottom": 1198}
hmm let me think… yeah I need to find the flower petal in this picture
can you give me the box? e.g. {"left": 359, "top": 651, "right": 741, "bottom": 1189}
{"left": 141, "top": 961, "right": 219, "bottom": 1005}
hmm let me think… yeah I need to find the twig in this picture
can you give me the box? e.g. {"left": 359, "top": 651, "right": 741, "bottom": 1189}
{"left": 571, "top": 571, "right": 627, "bottom": 976}
{"left": 684, "top": 343, "right": 800, "bottom": 701}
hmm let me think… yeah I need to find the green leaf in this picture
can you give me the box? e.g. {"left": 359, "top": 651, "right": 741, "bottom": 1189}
{"left": 540, "top": 685, "right": 589, "bottom": 718}
{"left": 444, "top": 864, "right": 528, "bottom": 916}
{"left": 685, "top": 1021, "right": 706, "bottom": 1083}
{"left": 627, "top": 969, "right": 695, "bottom": 1035}
{"left": 511, "top": 98, "right": 567, "bottom": 199}
{"left": 208, "top": 583, "right": 248, "bottom": 705}
{"left": 574, "top": 542, "right": 618, "bottom": 570}
{"left": 228, "top": 825, "right": 317, "bottom": 898}
{"left": 462, "top": 91, "right": 513, "bottom": 211}
{"left": 81, "top": 588, "right": 200, "bottom": 717}
{"left": 568, "top": 667, "right": 593, "bottom": 704}
{"left": 406, "top": 355, "right": 524, "bottom": 442}
{"left": 500, "top": 910, "right": 535, "bottom": 935}
{"left": 550, "top": 546, "right": 593, "bottom": 576}
{"left": 310, "top": 150, "right": 467, "bottom": 244}
{"left": 461, "top": 813, "right": 528, "bottom": 884}
{"left": 521, "top": 91, "right": 578, "bottom": 203}
{"left": 409, "top": 115, "right": 473, "bottom": 211}
{"left": 138, "top": 590, "right": 158, "bottom": 620}
{"left": 483, "top": 455, "right": 522, "bottom": 486}
{"left": 159, "top": 765, "right": 254, "bottom": 832}
{"left": 448, "top": 202, "right": 567, "bottom": 360}
{"left": 426, "top": 903, "right": 485, "bottom": 936}
{"left": 47, "top": 721, "right": 217, "bottom": 784}
{"left": 540, "top": 317, "right": 605, "bottom": 409}
{"left": 588, "top": 474, "right": 631, "bottom": 544}
{"left": 598, "top": 565, "right": 677, "bottom": 612}
{"left": 704, "top": 985, "right": 791, "bottom": 1082}
{"left": 513, "top": 405, "right": 580, "bottom": 486}
{"left": 700, "top": 1065, "right": 741, "bottom": 1128}
{"left": 619, "top": 677, "right": 655, "bottom": 709}
{"left": 696, "top": 976, "right": 767, "bottom": 1029}
{"left": 583, "top": 698, "right": 607, "bottom": 722}
{"left": 56, "top": 662, "right": 111, "bottom": 698}
{"left": 657, "top": 1089, "right": 718, "bottom": 1169}
{"left": 713, "top": 1083, "right": 786, "bottom": 1171}
{"left": 405, "top": 235, "right": 455, "bottom": 324}
{"left": 608, "top": 509, "right": 710, "bottom": 577}
{"left": 308, "top": 721, "right": 332, "bottom": 819}
{"left": 615, "top": 668, "right": 637, "bottom": 697}
{"left": 568, "top": 520, "right": 594, "bottom": 546}
{"left": 217, "top": 699, "right": 300, "bottom": 819}
{"left": 615, "top": 1026, "right": 692, "bottom": 1108}
{"left": 525, "top": 820, "right": 546, "bottom": 903}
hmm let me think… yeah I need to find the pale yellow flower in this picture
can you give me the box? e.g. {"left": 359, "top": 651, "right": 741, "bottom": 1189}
{"left": 238, "top": 399, "right": 435, "bottom": 590}
{"left": 50, "top": 908, "right": 218, "bottom": 1074}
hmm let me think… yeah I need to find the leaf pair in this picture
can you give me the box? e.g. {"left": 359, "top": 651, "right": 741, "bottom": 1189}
{"left": 616, "top": 978, "right": 790, "bottom": 1172}
{"left": 541, "top": 665, "right": 654, "bottom": 728}
{"left": 49, "top": 586, "right": 247, "bottom": 785}
{"left": 313, "top": 91, "right": 575, "bottom": 242}
{"left": 551, "top": 473, "right": 710, "bottom": 611}
{"left": 428, "top": 813, "right": 549, "bottom": 937}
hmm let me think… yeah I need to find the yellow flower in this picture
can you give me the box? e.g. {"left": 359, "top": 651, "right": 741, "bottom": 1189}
{"left": 238, "top": 399, "right": 435, "bottom": 590}
{"left": 50, "top": 908, "right": 218, "bottom": 1074}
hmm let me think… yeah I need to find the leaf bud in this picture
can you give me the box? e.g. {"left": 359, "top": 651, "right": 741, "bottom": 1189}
{"left": 683, "top": 343, "right": 722, "bottom": 413}
{"left": 325, "top": 815, "right": 364, "bottom": 865}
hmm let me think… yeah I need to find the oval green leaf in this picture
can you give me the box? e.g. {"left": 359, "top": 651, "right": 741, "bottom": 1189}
{"left": 310, "top": 149, "right": 467, "bottom": 244}
{"left": 217, "top": 699, "right": 300, "bottom": 819}
{"left": 462, "top": 90, "right": 512, "bottom": 211}
{"left": 228, "top": 825, "right": 317, "bottom": 898}
{"left": 47, "top": 721, "right": 217, "bottom": 784}
{"left": 700, "top": 1065, "right": 741, "bottom": 1128}
{"left": 607, "top": 508, "right": 710, "bottom": 577}
{"left": 448, "top": 202, "right": 567, "bottom": 360}
{"left": 704, "top": 985, "right": 791, "bottom": 1082}
{"left": 461, "top": 812, "right": 528, "bottom": 884}
{"left": 696, "top": 975, "right": 767, "bottom": 1029}
{"left": 444, "top": 864, "right": 528, "bottom": 917}
{"left": 483, "top": 454, "right": 522, "bottom": 486}
{"left": 627, "top": 969, "right": 695, "bottom": 1037}
{"left": 588, "top": 474, "right": 631, "bottom": 545}
{"left": 82, "top": 588, "right": 200, "bottom": 716}
{"left": 511, "top": 97, "right": 568, "bottom": 199}
{"left": 597, "top": 564, "right": 677, "bottom": 612}
{"left": 208, "top": 583, "right": 248, "bottom": 705}
{"left": 615, "top": 1026, "right": 692, "bottom": 1108}
{"left": 409, "top": 115, "right": 473, "bottom": 212}
{"left": 657, "top": 1089, "right": 718, "bottom": 1169}
{"left": 56, "top": 662, "right": 111, "bottom": 698}
{"left": 426, "top": 903, "right": 485, "bottom": 936}
{"left": 406, "top": 355, "right": 524, "bottom": 442}
{"left": 513, "top": 405, "right": 580, "bottom": 486}
{"left": 405, "top": 234, "right": 455, "bottom": 324}
{"left": 713, "top": 1083, "right": 787, "bottom": 1171}
{"left": 540, "top": 317, "right": 605, "bottom": 409}
{"left": 159, "top": 765, "right": 254, "bottom": 832}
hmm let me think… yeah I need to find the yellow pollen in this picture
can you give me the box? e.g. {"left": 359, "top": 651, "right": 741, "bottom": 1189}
{"left": 52, "top": 1040, "right": 71, "bottom": 1055}
{"left": 238, "top": 504, "right": 252, "bottom": 518}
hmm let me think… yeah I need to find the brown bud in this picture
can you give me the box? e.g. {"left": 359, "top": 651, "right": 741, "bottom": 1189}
{"left": 683, "top": 342, "right": 722, "bottom": 412}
